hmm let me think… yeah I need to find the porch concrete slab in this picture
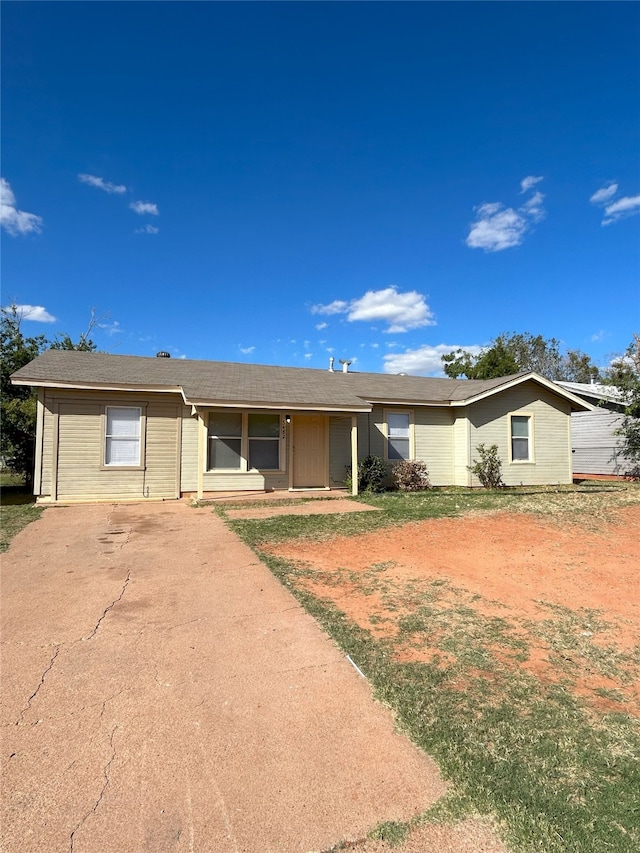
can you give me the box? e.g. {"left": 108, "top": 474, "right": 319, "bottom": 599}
{"left": 1, "top": 502, "right": 446, "bottom": 853}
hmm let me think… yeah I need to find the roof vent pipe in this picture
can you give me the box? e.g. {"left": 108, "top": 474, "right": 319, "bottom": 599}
{"left": 156, "top": 351, "right": 171, "bottom": 358}
{"left": 329, "top": 356, "right": 334, "bottom": 372}
{"left": 339, "top": 359, "right": 352, "bottom": 373}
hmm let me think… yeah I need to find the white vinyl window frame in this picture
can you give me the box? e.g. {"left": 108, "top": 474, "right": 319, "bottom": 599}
{"left": 383, "top": 409, "right": 414, "bottom": 461}
{"left": 206, "top": 411, "right": 286, "bottom": 473}
{"left": 102, "top": 405, "right": 146, "bottom": 469}
{"left": 509, "top": 412, "right": 534, "bottom": 463}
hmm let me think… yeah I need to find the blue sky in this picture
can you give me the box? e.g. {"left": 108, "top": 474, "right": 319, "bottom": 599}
{"left": 2, "top": 1, "right": 639, "bottom": 375}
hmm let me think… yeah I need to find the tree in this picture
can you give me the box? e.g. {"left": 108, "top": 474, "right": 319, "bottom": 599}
{"left": 442, "top": 332, "right": 601, "bottom": 382}
{"left": 605, "top": 334, "right": 640, "bottom": 476}
{"left": 442, "top": 341, "right": 519, "bottom": 380}
{"left": 49, "top": 309, "right": 99, "bottom": 352}
{"left": 1, "top": 305, "right": 97, "bottom": 485}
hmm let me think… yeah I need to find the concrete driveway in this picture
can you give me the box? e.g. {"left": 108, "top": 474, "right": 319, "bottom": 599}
{"left": 1, "top": 501, "right": 447, "bottom": 853}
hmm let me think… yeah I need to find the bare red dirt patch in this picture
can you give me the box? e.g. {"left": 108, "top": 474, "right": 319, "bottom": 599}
{"left": 265, "top": 505, "right": 640, "bottom": 715}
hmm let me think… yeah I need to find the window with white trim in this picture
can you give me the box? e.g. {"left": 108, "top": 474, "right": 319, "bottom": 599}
{"left": 387, "top": 411, "right": 411, "bottom": 460}
{"left": 511, "top": 414, "right": 532, "bottom": 461}
{"left": 105, "top": 406, "right": 142, "bottom": 466}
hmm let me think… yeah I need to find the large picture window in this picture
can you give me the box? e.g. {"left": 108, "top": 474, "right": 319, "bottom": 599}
{"left": 207, "top": 412, "right": 283, "bottom": 471}
{"left": 387, "top": 412, "right": 411, "bottom": 460}
{"left": 511, "top": 414, "right": 532, "bottom": 461}
{"left": 105, "top": 407, "right": 142, "bottom": 466}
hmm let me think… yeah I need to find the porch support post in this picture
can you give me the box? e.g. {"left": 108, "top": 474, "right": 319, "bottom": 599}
{"left": 350, "top": 414, "right": 358, "bottom": 496}
{"left": 197, "top": 408, "right": 206, "bottom": 501}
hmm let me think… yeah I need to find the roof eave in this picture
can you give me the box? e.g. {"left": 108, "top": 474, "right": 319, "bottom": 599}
{"left": 187, "top": 398, "right": 372, "bottom": 413}
{"left": 10, "top": 377, "right": 184, "bottom": 395}
{"left": 450, "top": 372, "right": 596, "bottom": 411}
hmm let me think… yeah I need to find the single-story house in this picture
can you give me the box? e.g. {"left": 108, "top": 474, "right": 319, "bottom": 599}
{"left": 556, "top": 380, "right": 630, "bottom": 477}
{"left": 11, "top": 350, "right": 594, "bottom": 503}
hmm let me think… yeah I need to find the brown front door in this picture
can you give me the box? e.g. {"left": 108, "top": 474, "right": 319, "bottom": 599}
{"left": 292, "top": 415, "right": 327, "bottom": 488}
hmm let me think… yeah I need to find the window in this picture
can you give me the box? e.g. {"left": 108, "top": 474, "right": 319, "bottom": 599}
{"left": 105, "top": 407, "right": 142, "bottom": 466}
{"left": 387, "top": 412, "right": 411, "bottom": 460}
{"left": 248, "top": 414, "right": 280, "bottom": 470}
{"left": 208, "top": 412, "right": 242, "bottom": 469}
{"left": 207, "top": 412, "right": 283, "bottom": 471}
{"left": 511, "top": 415, "right": 532, "bottom": 461}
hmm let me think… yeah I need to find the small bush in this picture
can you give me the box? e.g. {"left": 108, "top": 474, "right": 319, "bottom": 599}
{"left": 345, "top": 455, "right": 388, "bottom": 493}
{"left": 392, "top": 459, "right": 432, "bottom": 491}
{"left": 468, "top": 443, "right": 505, "bottom": 488}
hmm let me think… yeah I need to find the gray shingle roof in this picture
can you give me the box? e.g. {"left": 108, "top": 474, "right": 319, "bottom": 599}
{"left": 11, "top": 350, "right": 578, "bottom": 411}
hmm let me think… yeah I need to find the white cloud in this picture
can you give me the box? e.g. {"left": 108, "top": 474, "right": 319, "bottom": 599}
{"left": 135, "top": 224, "right": 159, "bottom": 234}
{"left": 590, "top": 330, "right": 605, "bottom": 342}
{"left": 602, "top": 194, "right": 640, "bottom": 226}
{"left": 315, "top": 321, "right": 328, "bottom": 330}
{"left": 130, "top": 200, "right": 159, "bottom": 216}
{"left": 98, "top": 320, "right": 122, "bottom": 336}
{"left": 10, "top": 304, "right": 56, "bottom": 323}
{"left": 520, "top": 175, "right": 543, "bottom": 193}
{"left": 521, "top": 191, "right": 545, "bottom": 222}
{"left": 312, "top": 286, "right": 435, "bottom": 333}
{"left": 466, "top": 178, "right": 546, "bottom": 252}
{"left": 590, "top": 182, "right": 640, "bottom": 225}
{"left": 590, "top": 183, "right": 618, "bottom": 205}
{"left": 383, "top": 343, "right": 483, "bottom": 376}
{"left": 311, "top": 299, "right": 348, "bottom": 316}
{"left": 78, "top": 173, "right": 127, "bottom": 194}
{"left": 239, "top": 345, "right": 255, "bottom": 354}
{"left": 304, "top": 352, "right": 313, "bottom": 359}
{"left": 0, "top": 179, "right": 43, "bottom": 236}
{"left": 466, "top": 204, "right": 528, "bottom": 252}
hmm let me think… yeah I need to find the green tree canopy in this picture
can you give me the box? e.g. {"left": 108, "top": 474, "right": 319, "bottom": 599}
{"left": 442, "top": 332, "right": 601, "bottom": 382}
{"left": 604, "top": 334, "right": 640, "bottom": 475}
{"left": 1, "top": 305, "right": 97, "bottom": 484}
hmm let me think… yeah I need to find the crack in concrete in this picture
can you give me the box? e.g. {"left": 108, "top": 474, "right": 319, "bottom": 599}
{"left": 85, "top": 571, "right": 131, "bottom": 640}
{"left": 69, "top": 722, "right": 118, "bottom": 853}
{"left": 166, "top": 617, "right": 205, "bottom": 631}
{"left": 15, "top": 645, "right": 60, "bottom": 726}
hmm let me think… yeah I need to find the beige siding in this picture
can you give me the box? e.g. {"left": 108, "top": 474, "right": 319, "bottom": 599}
{"left": 143, "top": 402, "right": 181, "bottom": 498}
{"left": 468, "top": 382, "right": 572, "bottom": 486}
{"left": 369, "top": 407, "right": 386, "bottom": 458}
{"left": 40, "top": 397, "right": 56, "bottom": 497}
{"left": 180, "top": 408, "right": 199, "bottom": 492}
{"left": 329, "top": 416, "right": 352, "bottom": 485}
{"left": 44, "top": 390, "right": 181, "bottom": 501}
{"left": 452, "top": 411, "right": 471, "bottom": 486}
{"left": 203, "top": 471, "right": 266, "bottom": 491}
{"left": 413, "top": 408, "right": 454, "bottom": 486}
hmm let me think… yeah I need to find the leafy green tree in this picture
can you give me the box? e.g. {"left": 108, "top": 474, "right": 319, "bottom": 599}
{"left": 1, "top": 305, "right": 97, "bottom": 485}
{"left": 605, "top": 334, "right": 640, "bottom": 476}
{"left": 442, "top": 332, "right": 601, "bottom": 382}
{"left": 442, "top": 341, "right": 519, "bottom": 380}
{"left": 1, "top": 307, "right": 48, "bottom": 485}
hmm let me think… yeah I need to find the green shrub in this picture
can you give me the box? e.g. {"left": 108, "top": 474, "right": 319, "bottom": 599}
{"left": 345, "top": 455, "right": 388, "bottom": 493}
{"left": 468, "top": 443, "right": 505, "bottom": 488}
{"left": 392, "top": 459, "right": 432, "bottom": 491}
